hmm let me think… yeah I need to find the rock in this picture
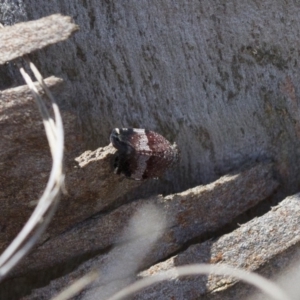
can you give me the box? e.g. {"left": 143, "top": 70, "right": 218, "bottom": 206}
{"left": 0, "top": 14, "right": 78, "bottom": 64}
{"left": 11, "top": 163, "right": 278, "bottom": 299}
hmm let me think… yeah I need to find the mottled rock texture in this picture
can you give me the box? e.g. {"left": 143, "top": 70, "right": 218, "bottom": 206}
{"left": 1, "top": 1, "right": 300, "bottom": 299}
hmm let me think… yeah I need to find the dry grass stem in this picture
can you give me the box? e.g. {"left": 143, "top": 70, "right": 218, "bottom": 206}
{"left": 0, "top": 60, "right": 65, "bottom": 280}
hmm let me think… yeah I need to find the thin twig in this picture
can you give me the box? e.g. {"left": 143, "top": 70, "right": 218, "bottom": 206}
{"left": 106, "top": 264, "right": 291, "bottom": 300}
{"left": 51, "top": 271, "right": 99, "bottom": 300}
{"left": 0, "top": 60, "right": 65, "bottom": 280}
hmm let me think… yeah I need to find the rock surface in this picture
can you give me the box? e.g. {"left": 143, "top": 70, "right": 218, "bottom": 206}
{"left": 20, "top": 194, "right": 300, "bottom": 300}
{"left": 1, "top": 2, "right": 300, "bottom": 299}
{"left": 9, "top": 162, "right": 278, "bottom": 278}
{"left": 135, "top": 194, "right": 300, "bottom": 299}
{"left": 0, "top": 14, "right": 78, "bottom": 65}
{"left": 21, "top": 0, "right": 300, "bottom": 196}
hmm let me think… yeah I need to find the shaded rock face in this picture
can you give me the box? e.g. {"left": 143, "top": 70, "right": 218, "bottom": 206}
{"left": 20, "top": 0, "right": 300, "bottom": 195}
{"left": 0, "top": 1, "right": 26, "bottom": 26}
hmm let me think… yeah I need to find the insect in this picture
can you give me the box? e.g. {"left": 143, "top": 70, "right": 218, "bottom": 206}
{"left": 110, "top": 128, "right": 179, "bottom": 180}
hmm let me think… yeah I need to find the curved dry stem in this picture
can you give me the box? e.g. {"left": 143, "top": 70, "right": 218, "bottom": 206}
{"left": 51, "top": 271, "right": 99, "bottom": 300}
{"left": 106, "top": 264, "right": 291, "bottom": 300}
{"left": 0, "top": 61, "right": 64, "bottom": 280}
